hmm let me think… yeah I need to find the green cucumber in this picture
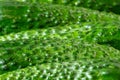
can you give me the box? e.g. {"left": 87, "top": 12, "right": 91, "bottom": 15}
{"left": 1, "top": 1, "right": 120, "bottom": 35}
{"left": 0, "top": 37, "right": 120, "bottom": 74}
{"left": 17, "top": 0, "right": 120, "bottom": 14}
{"left": 0, "top": 60, "right": 120, "bottom": 80}
{"left": 0, "top": 23, "right": 119, "bottom": 49}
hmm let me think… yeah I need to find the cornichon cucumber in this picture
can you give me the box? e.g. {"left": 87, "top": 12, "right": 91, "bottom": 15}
{"left": 0, "top": 60, "right": 120, "bottom": 80}
{"left": 1, "top": 1, "right": 120, "bottom": 35}
{"left": 0, "top": 1, "right": 120, "bottom": 80}
{"left": 15, "top": 0, "right": 120, "bottom": 14}
{"left": 0, "top": 37, "right": 120, "bottom": 74}
{"left": 0, "top": 23, "right": 119, "bottom": 50}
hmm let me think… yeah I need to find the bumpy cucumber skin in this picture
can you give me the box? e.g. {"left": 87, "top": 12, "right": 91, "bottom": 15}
{"left": 52, "top": 0, "right": 120, "bottom": 15}
{"left": 18, "top": 0, "right": 120, "bottom": 13}
{"left": 0, "top": 1, "right": 120, "bottom": 79}
{"left": 0, "top": 36, "right": 120, "bottom": 74}
{"left": 0, "top": 24, "right": 119, "bottom": 74}
{"left": 0, "top": 23, "right": 119, "bottom": 49}
{"left": 0, "top": 60, "right": 120, "bottom": 80}
{"left": 1, "top": 2, "right": 120, "bottom": 35}
{"left": 0, "top": 22, "right": 119, "bottom": 43}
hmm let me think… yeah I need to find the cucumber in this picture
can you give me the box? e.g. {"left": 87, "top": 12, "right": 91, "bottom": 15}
{"left": 0, "top": 37, "right": 120, "bottom": 74}
{"left": 1, "top": 1, "right": 120, "bottom": 35}
{"left": 0, "top": 23, "right": 119, "bottom": 50}
{"left": 0, "top": 60, "right": 120, "bottom": 80}
{"left": 0, "top": 1, "right": 120, "bottom": 79}
{"left": 18, "top": 0, "right": 120, "bottom": 14}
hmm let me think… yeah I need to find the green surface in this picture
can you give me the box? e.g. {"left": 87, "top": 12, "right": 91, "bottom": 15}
{"left": 0, "top": 37, "right": 120, "bottom": 74}
{"left": 17, "top": 0, "right": 120, "bottom": 14}
{"left": 0, "top": 1, "right": 120, "bottom": 80}
{"left": 0, "top": 1, "right": 120, "bottom": 35}
{"left": 0, "top": 60, "right": 120, "bottom": 80}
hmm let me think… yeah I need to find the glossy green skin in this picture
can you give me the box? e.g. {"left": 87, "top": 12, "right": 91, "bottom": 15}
{"left": 0, "top": 1, "right": 120, "bottom": 79}
{"left": 0, "top": 24, "right": 119, "bottom": 74}
{"left": 1, "top": 1, "right": 120, "bottom": 35}
{"left": 0, "top": 60, "right": 120, "bottom": 80}
{"left": 19, "top": 0, "right": 120, "bottom": 14}
{"left": 0, "top": 23, "right": 119, "bottom": 50}
{"left": 0, "top": 23, "right": 118, "bottom": 42}
{"left": 50, "top": 0, "right": 120, "bottom": 15}
{"left": 0, "top": 36, "right": 120, "bottom": 74}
